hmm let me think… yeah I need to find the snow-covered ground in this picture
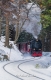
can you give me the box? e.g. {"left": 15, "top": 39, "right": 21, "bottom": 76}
{"left": 0, "top": 36, "right": 51, "bottom": 80}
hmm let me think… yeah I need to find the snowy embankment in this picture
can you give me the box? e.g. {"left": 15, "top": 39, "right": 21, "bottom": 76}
{"left": 0, "top": 37, "right": 51, "bottom": 80}
{"left": 0, "top": 39, "right": 23, "bottom": 61}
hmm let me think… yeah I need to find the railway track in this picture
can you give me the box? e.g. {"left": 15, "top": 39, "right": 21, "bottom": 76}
{"left": 3, "top": 57, "right": 45, "bottom": 80}
{"left": 18, "top": 59, "right": 51, "bottom": 80}
{"left": 18, "top": 58, "right": 45, "bottom": 80}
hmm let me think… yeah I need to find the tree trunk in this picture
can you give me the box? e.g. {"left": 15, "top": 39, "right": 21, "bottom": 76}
{"left": 14, "top": 21, "right": 19, "bottom": 43}
{"left": 14, "top": 1, "right": 20, "bottom": 44}
{"left": 50, "top": 34, "right": 51, "bottom": 51}
{"left": 5, "top": 15, "right": 9, "bottom": 47}
{"left": 0, "top": 20, "right": 1, "bottom": 40}
{"left": 0, "top": 9, "right": 1, "bottom": 40}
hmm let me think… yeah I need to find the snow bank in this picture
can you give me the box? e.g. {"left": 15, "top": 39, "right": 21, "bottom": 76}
{"left": 10, "top": 48, "right": 23, "bottom": 61}
{"left": 0, "top": 40, "right": 23, "bottom": 61}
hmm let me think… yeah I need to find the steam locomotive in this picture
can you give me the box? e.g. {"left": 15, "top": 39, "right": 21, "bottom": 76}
{"left": 30, "top": 39, "right": 42, "bottom": 57}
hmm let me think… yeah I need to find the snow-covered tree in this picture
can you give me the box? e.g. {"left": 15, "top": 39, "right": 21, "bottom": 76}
{"left": 0, "top": 0, "right": 17, "bottom": 47}
{"left": 11, "top": 0, "right": 41, "bottom": 43}
{"left": 0, "top": 0, "right": 41, "bottom": 46}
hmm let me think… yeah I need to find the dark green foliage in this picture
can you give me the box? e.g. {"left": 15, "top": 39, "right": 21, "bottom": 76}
{"left": 39, "top": 25, "right": 51, "bottom": 51}
{"left": 9, "top": 24, "right": 16, "bottom": 41}
{"left": 41, "top": 0, "right": 51, "bottom": 28}
{"left": 1, "top": 17, "right": 6, "bottom": 36}
{"left": 17, "top": 31, "right": 34, "bottom": 43}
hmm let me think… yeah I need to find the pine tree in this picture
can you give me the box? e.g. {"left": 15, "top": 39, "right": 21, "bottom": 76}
{"left": 17, "top": 31, "right": 34, "bottom": 43}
